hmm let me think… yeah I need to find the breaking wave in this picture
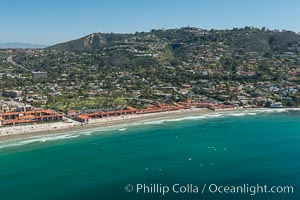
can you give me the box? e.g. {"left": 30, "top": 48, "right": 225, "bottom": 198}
{"left": 0, "top": 108, "right": 295, "bottom": 150}
{"left": 0, "top": 134, "right": 81, "bottom": 149}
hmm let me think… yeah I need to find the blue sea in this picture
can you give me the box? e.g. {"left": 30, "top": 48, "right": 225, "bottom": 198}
{"left": 0, "top": 109, "right": 299, "bottom": 200}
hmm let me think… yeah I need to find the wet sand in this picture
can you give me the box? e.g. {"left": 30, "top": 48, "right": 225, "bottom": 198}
{"left": 0, "top": 107, "right": 256, "bottom": 141}
{"left": 0, "top": 108, "right": 212, "bottom": 140}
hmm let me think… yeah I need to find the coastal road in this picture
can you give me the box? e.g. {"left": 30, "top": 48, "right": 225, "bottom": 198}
{"left": 7, "top": 55, "right": 31, "bottom": 72}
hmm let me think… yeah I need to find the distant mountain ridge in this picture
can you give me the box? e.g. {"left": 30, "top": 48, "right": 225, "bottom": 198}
{"left": 0, "top": 42, "right": 47, "bottom": 49}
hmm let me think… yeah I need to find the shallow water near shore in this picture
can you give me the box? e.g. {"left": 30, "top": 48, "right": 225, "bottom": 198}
{"left": 0, "top": 110, "right": 299, "bottom": 199}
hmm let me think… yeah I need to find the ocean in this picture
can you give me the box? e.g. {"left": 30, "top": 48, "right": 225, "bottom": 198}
{"left": 0, "top": 109, "right": 299, "bottom": 200}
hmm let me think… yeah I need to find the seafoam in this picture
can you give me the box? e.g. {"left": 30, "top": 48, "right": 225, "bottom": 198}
{"left": 0, "top": 108, "right": 292, "bottom": 149}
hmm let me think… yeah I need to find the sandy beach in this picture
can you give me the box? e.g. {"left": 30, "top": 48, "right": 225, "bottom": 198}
{"left": 0, "top": 108, "right": 215, "bottom": 140}
{"left": 0, "top": 107, "right": 293, "bottom": 141}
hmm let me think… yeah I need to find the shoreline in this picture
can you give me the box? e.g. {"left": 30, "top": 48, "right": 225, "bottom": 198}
{"left": 0, "top": 107, "right": 297, "bottom": 142}
{"left": 0, "top": 108, "right": 213, "bottom": 141}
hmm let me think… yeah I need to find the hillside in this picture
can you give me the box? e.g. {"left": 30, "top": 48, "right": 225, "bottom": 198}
{"left": 6, "top": 26, "right": 300, "bottom": 109}
{"left": 47, "top": 33, "right": 133, "bottom": 51}
{"left": 47, "top": 27, "right": 300, "bottom": 54}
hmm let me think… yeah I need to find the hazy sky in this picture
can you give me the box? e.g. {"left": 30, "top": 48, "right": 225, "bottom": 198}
{"left": 1, "top": 0, "right": 300, "bottom": 45}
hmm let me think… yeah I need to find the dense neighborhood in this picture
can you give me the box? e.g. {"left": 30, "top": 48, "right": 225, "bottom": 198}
{"left": 0, "top": 27, "right": 300, "bottom": 126}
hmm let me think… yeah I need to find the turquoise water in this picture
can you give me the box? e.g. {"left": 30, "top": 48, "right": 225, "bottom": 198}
{"left": 0, "top": 110, "right": 299, "bottom": 199}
